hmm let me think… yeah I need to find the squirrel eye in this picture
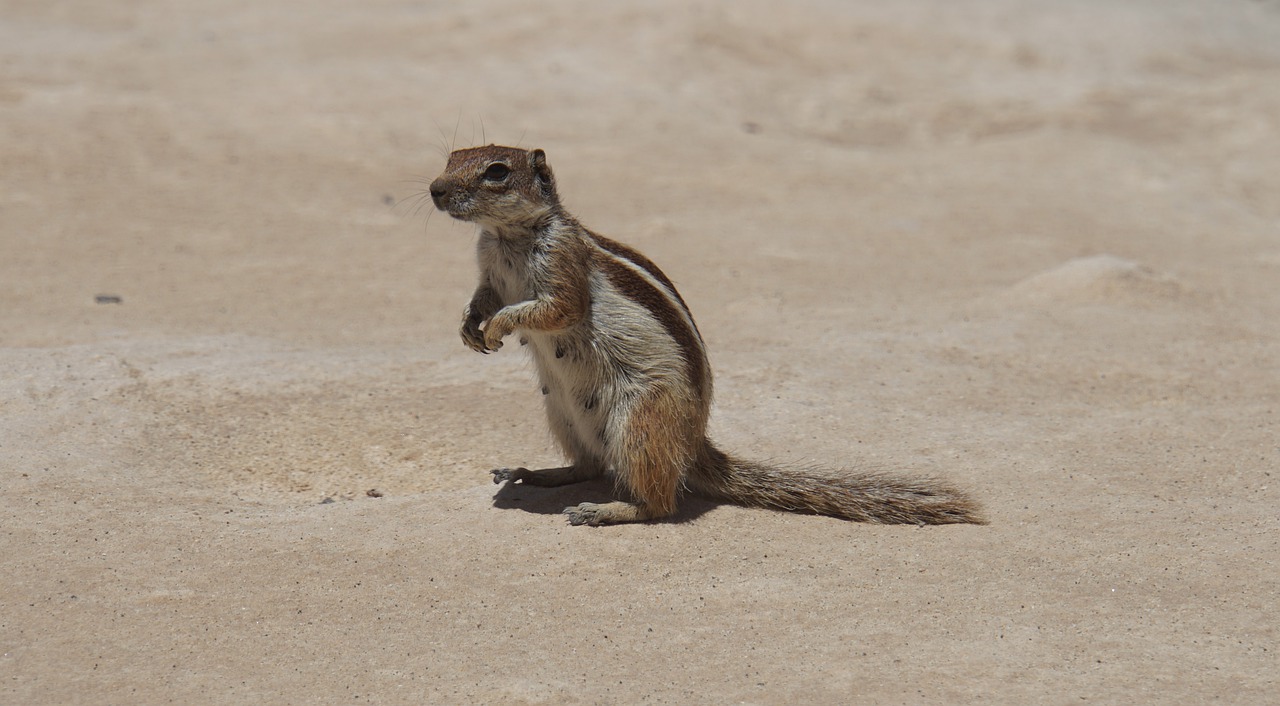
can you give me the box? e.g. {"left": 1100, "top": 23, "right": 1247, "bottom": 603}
{"left": 482, "top": 163, "right": 511, "bottom": 181}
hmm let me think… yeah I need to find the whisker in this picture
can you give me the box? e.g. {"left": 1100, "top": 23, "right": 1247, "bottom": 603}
{"left": 392, "top": 189, "right": 438, "bottom": 220}
{"left": 394, "top": 190, "right": 427, "bottom": 208}
{"left": 412, "top": 196, "right": 436, "bottom": 218}
{"left": 431, "top": 118, "right": 451, "bottom": 158}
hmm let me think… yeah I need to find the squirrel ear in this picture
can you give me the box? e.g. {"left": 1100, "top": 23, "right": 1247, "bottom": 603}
{"left": 529, "top": 149, "right": 556, "bottom": 198}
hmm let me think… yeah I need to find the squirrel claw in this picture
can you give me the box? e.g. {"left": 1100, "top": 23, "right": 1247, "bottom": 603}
{"left": 491, "top": 467, "right": 529, "bottom": 484}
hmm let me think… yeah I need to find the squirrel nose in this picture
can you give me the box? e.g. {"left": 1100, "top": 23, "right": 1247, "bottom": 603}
{"left": 429, "top": 179, "right": 449, "bottom": 205}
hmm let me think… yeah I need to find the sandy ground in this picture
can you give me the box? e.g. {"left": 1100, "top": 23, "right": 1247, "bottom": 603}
{"left": 3, "top": 0, "right": 1279, "bottom": 703}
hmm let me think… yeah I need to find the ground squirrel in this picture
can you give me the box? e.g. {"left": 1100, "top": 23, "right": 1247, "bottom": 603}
{"left": 429, "top": 145, "right": 984, "bottom": 526}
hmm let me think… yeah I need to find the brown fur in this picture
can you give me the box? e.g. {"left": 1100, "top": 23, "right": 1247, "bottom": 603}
{"left": 586, "top": 230, "right": 700, "bottom": 321}
{"left": 430, "top": 145, "right": 985, "bottom": 527}
{"left": 592, "top": 249, "right": 708, "bottom": 394}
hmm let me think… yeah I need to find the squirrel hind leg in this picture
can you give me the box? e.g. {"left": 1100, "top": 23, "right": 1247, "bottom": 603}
{"left": 492, "top": 464, "right": 603, "bottom": 487}
{"left": 574, "top": 387, "right": 698, "bottom": 526}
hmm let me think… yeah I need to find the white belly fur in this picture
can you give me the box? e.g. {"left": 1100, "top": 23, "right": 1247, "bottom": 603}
{"left": 523, "top": 275, "right": 687, "bottom": 469}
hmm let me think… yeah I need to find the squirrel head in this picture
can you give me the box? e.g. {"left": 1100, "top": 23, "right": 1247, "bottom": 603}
{"left": 430, "top": 145, "right": 560, "bottom": 228}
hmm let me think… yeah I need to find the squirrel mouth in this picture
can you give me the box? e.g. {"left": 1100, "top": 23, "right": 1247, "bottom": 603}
{"left": 438, "top": 201, "right": 478, "bottom": 222}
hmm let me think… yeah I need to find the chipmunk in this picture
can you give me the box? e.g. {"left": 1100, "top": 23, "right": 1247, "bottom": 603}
{"left": 429, "top": 145, "right": 984, "bottom": 526}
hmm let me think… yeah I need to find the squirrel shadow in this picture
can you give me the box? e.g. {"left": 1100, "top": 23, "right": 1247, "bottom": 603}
{"left": 491, "top": 477, "right": 719, "bottom": 524}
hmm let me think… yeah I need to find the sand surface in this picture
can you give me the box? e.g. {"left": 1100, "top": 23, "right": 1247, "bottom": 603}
{"left": 3, "top": 0, "right": 1278, "bottom": 702}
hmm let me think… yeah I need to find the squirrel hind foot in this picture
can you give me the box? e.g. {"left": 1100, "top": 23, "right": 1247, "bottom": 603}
{"left": 564, "top": 500, "right": 664, "bottom": 526}
{"left": 564, "top": 503, "right": 605, "bottom": 526}
{"left": 493, "top": 464, "right": 603, "bottom": 488}
{"left": 491, "top": 467, "right": 531, "bottom": 484}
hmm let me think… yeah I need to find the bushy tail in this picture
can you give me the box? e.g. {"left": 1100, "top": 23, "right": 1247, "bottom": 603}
{"left": 685, "top": 442, "right": 985, "bottom": 525}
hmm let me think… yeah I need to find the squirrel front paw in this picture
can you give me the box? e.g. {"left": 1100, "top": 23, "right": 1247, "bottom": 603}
{"left": 460, "top": 316, "right": 488, "bottom": 353}
{"left": 482, "top": 311, "right": 515, "bottom": 351}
